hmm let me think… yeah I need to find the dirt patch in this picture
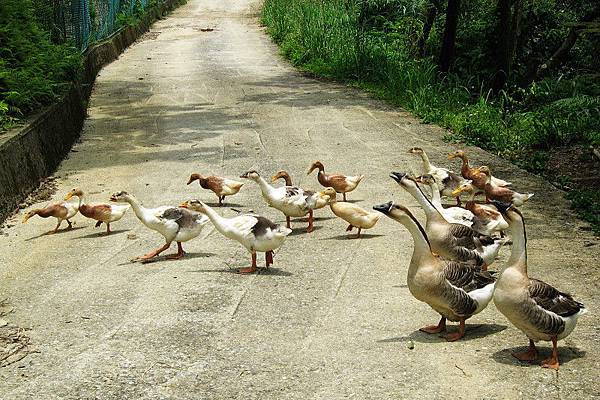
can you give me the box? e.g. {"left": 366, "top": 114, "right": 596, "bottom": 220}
{"left": 0, "top": 299, "right": 34, "bottom": 368}
{"left": 546, "top": 145, "right": 600, "bottom": 189}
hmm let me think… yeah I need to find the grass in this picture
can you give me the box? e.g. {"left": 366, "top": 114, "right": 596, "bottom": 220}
{"left": 261, "top": 0, "right": 600, "bottom": 233}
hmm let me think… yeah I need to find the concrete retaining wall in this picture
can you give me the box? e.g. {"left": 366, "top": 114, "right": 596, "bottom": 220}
{"left": 0, "top": 0, "right": 183, "bottom": 222}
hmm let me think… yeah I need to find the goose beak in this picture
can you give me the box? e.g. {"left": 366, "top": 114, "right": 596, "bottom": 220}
{"left": 389, "top": 172, "right": 406, "bottom": 183}
{"left": 491, "top": 200, "right": 512, "bottom": 215}
{"left": 373, "top": 201, "right": 393, "bottom": 215}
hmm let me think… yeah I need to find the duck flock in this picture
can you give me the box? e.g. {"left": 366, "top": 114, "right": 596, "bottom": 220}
{"left": 21, "top": 147, "right": 587, "bottom": 370}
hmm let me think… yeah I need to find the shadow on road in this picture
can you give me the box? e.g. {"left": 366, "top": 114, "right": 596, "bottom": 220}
{"left": 75, "top": 229, "right": 129, "bottom": 239}
{"left": 188, "top": 267, "right": 293, "bottom": 276}
{"left": 325, "top": 233, "right": 385, "bottom": 240}
{"left": 491, "top": 345, "right": 586, "bottom": 367}
{"left": 24, "top": 226, "right": 86, "bottom": 241}
{"left": 377, "top": 323, "right": 508, "bottom": 344}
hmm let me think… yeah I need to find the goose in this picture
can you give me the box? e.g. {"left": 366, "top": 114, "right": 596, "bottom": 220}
{"left": 187, "top": 173, "right": 244, "bottom": 206}
{"left": 493, "top": 203, "right": 586, "bottom": 370}
{"left": 64, "top": 188, "right": 129, "bottom": 235}
{"left": 415, "top": 174, "right": 474, "bottom": 226}
{"left": 408, "top": 147, "right": 464, "bottom": 204}
{"left": 479, "top": 166, "right": 533, "bottom": 206}
{"left": 448, "top": 150, "right": 511, "bottom": 189}
{"left": 110, "top": 191, "right": 209, "bottom": 261}
{"left": 390, "top": 172, "right": 501, "bottom": 269}
{"left": 181, "top": 200, "right": 292, "bottom": 274}
{"left": 328, "top": 194, "right": 382, "bottom": 238}
{"left": 22, "top": 201, "right": 79, "bottom": 234}
{"left": 240, "top": 170, "right": 334, "bottom": 233}
{"left": 374, "top": 201, "right": 496, "bottom": 341}
{"left": 307, "top": 161, "right": 364, "bottom": 201}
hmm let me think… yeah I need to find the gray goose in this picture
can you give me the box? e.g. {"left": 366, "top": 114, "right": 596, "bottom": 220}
{"left": 390, "top": 172, "right": 501, "bottom": 269}
{"left": 493, "top": 203, "right": 586, "bottom": 370}
{"left": 374, "top": 201, "right": 496, "bottom": 341}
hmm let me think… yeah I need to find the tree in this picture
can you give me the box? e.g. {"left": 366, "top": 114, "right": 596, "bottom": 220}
{"left": 439, "top": 0, "right": 461, "bottom": 72}
{"left": 418, "top": 0, "right": 441, "bottom": 57}
{"left": 491, "top": 0, "right": 523, "bottom": 92}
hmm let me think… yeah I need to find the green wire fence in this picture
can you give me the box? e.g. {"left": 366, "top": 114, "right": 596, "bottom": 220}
{"left": 32, "top": 0, "right": 160, "bottom": 52}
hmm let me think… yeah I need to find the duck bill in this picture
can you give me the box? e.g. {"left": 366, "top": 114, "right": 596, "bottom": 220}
{"left": 270, "top": 175, "right": 278, "bottom": 183}
{"left": 64, "top": 193, "right": 73, "bottom": 201}
{"left": 447, "top": 154, "right": 456, "bottom": 160}
{"left": 373, "top": 201, "right": 393, "bottom": 215}
{"left": 179, "top": 201, "right": 189, "bottom": 209}
{"left": 451, "top": 188, "right": 462, "bottom": 197}
{"left": 22, "top": 215, "right": 31, "bottom": 223}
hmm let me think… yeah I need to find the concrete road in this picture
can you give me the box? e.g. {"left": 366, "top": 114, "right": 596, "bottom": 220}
{"left": 1, "top": 0, "right": 599, "bottom": 398}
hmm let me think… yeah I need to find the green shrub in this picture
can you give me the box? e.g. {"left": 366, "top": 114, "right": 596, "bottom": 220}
{"left": 0, "top": 0, "right": 81, "bottom": 130}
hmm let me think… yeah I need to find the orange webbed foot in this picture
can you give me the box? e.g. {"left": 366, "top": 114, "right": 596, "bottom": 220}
{"left": 443, "top": 331, "right": 464, "bottom": 342}
{"left": 541, "top": 357, "right": 559, "bottom": 370}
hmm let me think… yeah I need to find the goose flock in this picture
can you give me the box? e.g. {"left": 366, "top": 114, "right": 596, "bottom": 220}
{"left": 21, "top": 149, "right": 586, "bottom": 370}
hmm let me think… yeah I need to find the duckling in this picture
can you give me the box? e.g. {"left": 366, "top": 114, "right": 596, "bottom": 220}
{"left": 479, "top": 166, "right": 533, "bottom": 206}
{"left": 448, "top": 150, "right": 511, "bottom": 189}
{"left": 408, "top": 147, "right": 464, "bottom": 204}
{"left": 328, "top": 194, "right": 382, "bottom": 238}
{"left": 187, "top": 173, "right": 244, "bottom": 206}
{"left": 415, "top": 174, "right": 474, "bottom": 226}
{"left": 22, "top": 201, "right": 79, "bottom": 234}
{"left": 110, "top": 191, "right": 209, "bottom": 261}
{"left": 390, "top": 172, "right": 499, "bottom": 269}
{"left": 240, "top": 170, "right": 333, "bottom": 233}
{"left": 307, "top": 161, "right": 364, "bottom": 201}
{"left": 374, "top": 201, "right": 496, "bottom": 341}
{"left": 64, "top": 188, "right": 129, "bottom": 235}
{"left": 181, "top": 200, "right": 292, "bottom": 274}
{"left": 493, "top": 204, "right": 586, "bottom": 369}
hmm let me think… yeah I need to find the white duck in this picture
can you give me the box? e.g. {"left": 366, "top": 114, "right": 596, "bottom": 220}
{"left": 181, "top": 200, "right": 292, "bottom": 274}
{"left": 415, "top": 174, "right": 474, "bottom": 226}
{"left": 493, "top": 204, "right": 586, "bottom": 370}
{"left": 110, "top": 191, "right": 209, "bottom": 261}
{"left": 240, "top": 170, "right": 334, "bottom": 232}
{"left": 408, "top": 147, "right": 465, "bottom": 204}
{"left": 374, "top": 201, "right": 496, "bottom": 341}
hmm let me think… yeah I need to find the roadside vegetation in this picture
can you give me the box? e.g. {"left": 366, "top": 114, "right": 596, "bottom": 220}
{"left": 262, "top": 0, "right": 600, "bottom": 233}
{"left": 0, "top": 0, "right": 81, "bottom": 131}
{"left": 0, "top": 0, "right": 180, "bottom": 133}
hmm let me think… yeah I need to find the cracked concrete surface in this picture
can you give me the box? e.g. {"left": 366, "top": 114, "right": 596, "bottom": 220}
{"left": 1, "top": 0, "right": 599, "bottom": 398}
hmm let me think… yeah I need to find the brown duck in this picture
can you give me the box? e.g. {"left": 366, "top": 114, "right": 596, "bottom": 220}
{"left": 307, "top": 161, "right": 364, "bottom": 201}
